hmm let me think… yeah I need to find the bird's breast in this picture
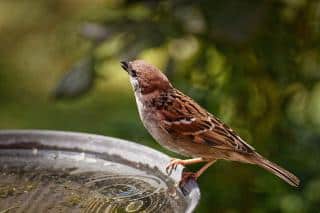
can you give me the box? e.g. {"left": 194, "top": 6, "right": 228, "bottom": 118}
{"left": 133, "top": 91, "right": 198, "bottom": 157}
{"left": 134, "top": 93, "right": 172, "bottom": 143}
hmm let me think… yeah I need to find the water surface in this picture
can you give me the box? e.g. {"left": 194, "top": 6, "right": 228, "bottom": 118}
{"left": 0, "top": 149, "right": 187, "bottom": 212}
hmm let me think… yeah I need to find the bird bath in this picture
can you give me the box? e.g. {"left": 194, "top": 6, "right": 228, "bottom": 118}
{"left": 0, "top": 130, "right": 200, "bottom": 212}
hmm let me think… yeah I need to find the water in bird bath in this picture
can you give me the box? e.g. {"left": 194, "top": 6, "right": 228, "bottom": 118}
{"left": 0, "top": 149, "right": 187, "bottom": 213}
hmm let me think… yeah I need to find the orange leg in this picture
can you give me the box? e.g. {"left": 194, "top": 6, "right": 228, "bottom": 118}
{"left": 165, "top": 157, "right": 206, "bottom": 175}
{"left": 183, "top": 160, "right": 216, "bottom": 179}
{"left": 179, "top": 160, "right": 216, "bottom": 187}
{"left": 195, "top": 160, "right": 216, "bottom": 178}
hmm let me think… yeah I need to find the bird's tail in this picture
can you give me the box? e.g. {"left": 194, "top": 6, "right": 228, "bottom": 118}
{"left": 252, "top": 153, "right": 300, "bottom": 187}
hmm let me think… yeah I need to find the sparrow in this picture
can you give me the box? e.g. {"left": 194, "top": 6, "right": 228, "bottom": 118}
{"left": 120, "top": 60, "right": 300, "bottom": 187}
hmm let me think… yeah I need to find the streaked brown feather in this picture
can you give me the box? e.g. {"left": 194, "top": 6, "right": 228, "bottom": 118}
{"left": 158, "top": 89, "right": 255, "bottom": 154}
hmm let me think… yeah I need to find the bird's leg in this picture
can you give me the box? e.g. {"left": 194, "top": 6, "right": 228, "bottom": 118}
{"left": 196, "top": 160, "right": 216, "bottom": 177}
{"left": 166, "top": 157, "right": 205, "bottom": 175}
{"left": 179, "top": 160, "right": 217, "bottom": 187}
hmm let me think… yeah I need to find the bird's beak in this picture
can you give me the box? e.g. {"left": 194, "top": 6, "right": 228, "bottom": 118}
{"left": 120, "top": 61, "right": 129, "bottom": 72}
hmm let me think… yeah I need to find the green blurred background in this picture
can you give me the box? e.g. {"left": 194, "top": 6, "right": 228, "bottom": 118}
{"left": 1, "top": 0, "right": 320, "bottom": 212}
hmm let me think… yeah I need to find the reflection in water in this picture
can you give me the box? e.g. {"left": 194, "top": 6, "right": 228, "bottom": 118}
{"left": 0, "top": 149, "right": 187, "bottom": 213}
{"left": 83, "top": 174, "right": 171, "bottom": 212}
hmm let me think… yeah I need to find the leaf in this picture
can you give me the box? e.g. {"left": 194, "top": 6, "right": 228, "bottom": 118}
{"left": 52, "top": 57, "right": 94, "bottom": 99}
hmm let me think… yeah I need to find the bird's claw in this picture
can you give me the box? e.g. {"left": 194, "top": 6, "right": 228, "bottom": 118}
{"left": 165, "top": 158, "right": 183, "bottom": 175}
{"left": 179, "top": 172, "right": 197, "bottom": 188}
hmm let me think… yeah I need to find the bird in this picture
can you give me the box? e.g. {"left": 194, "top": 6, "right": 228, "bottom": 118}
{"left": 120, "top": 60, "right": 300, "bottom": 188}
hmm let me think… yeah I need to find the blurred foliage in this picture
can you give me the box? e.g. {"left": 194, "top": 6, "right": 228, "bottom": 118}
{"left": 1, "top": 0, "right": 320, "bottom": 212}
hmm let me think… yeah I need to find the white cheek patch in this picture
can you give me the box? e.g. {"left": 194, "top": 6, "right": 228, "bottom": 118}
{"left": 129, "top": 77, "right": 139, "bottom": 92}
{"left": 129, "top": 77, "right": 144, "bottom": 119}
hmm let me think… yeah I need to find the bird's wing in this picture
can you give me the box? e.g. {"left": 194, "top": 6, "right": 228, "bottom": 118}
{"left": 158, "top": 90, "right": 255, "bottom": 154}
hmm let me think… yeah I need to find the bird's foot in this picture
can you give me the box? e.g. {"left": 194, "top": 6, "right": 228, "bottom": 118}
{"left": 166, "top": 158, "right": 185, "bottom": 175}
{"left": 179, "top": 172, "right": 197, "bottom": 189}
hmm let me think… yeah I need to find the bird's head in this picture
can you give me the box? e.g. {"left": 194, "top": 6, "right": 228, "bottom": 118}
{"left": 121, "top": 60, "right": 172, "bottom": 94}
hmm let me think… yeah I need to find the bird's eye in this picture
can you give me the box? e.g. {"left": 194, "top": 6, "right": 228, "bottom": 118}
{"left": 131, "top": 69, "right": 137, "bottom": 77}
